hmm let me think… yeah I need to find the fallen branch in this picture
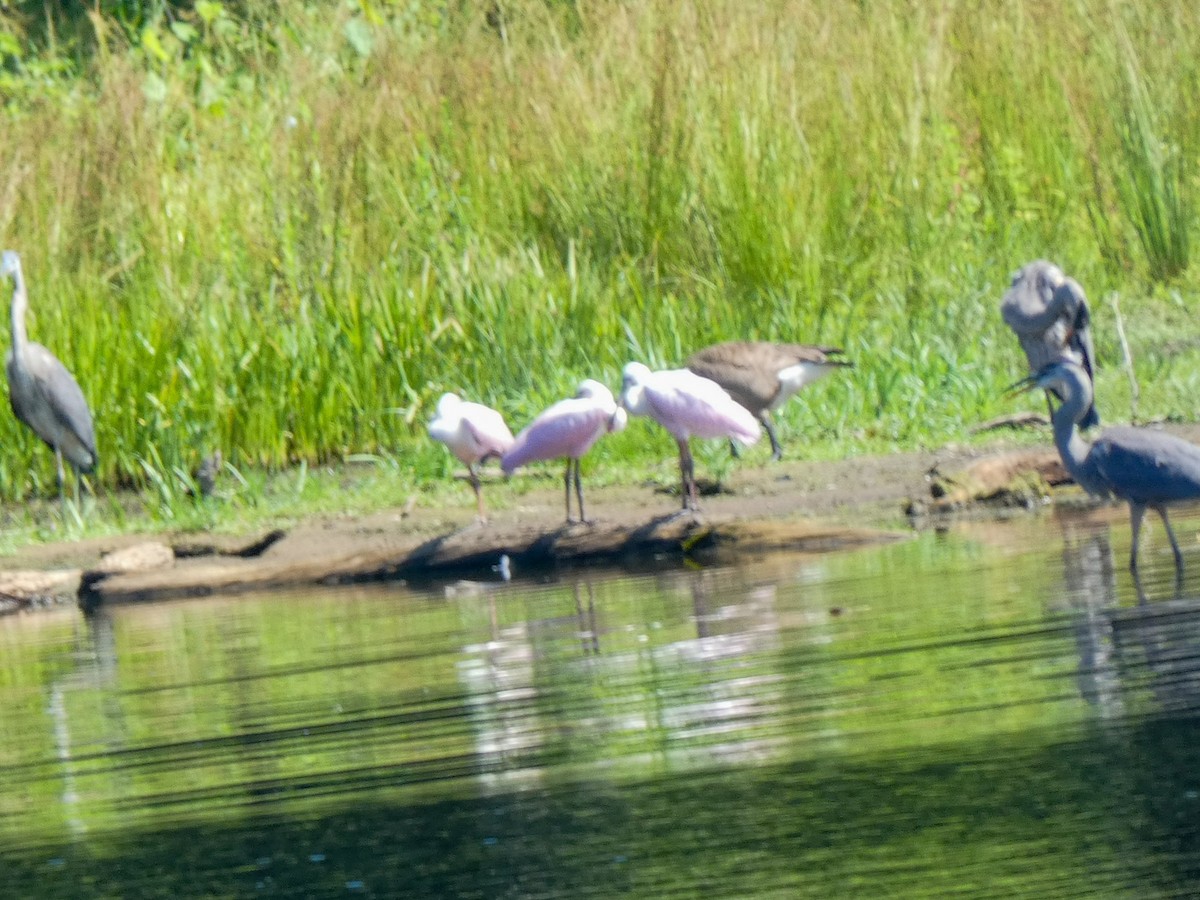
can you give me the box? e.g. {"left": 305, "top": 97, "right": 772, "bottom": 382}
{"left": 969, "top": 411, "right": 1050, "bottom": 434}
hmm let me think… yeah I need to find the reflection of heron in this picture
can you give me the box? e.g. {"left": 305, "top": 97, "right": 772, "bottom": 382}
{"left": 620, "top": 362, "right": 760, "bottom": 511}
{"left": 428, "top": 393, "right": 515, "bottom": 522}
{"left": 49, "top": 605, "right": 122, "bottom": 837}
{"left": 684, "top": 341, "right": 852, "bottom": 460}
{"left": 501, "top": 380, "right": 626, "bottom": 524}
{"left": 2, "top": 251, "right": 97, "bottom": 511}
{"left": 1058, "top": 522, "right": 1121, "bottom": 716}
{"left": 1114, "top": 571, "right": 1200, "bottom": 716}
{"left": 1019, "top": 361, "right": 1200, "bottom": 571}
{"left": 1001, "top": 260, "right": 1099, "bottom": 429}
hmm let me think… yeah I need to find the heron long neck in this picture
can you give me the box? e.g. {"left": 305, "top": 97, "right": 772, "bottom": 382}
{"left": 1050, "top": 370, "right": 1103, "bottom": 494}
{"left": 9, "top": 268, "right": 28, "bottom": 353}
{"left": 1052, "top": 410, "right": 1092, "bottom": 482}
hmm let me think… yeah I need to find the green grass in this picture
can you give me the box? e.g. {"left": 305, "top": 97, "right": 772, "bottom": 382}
{"left": 0, "top": 0, "right": 1199, "bottom": 542}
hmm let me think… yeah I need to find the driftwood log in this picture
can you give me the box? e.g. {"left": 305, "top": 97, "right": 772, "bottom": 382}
{"left": 923, "top": 449, "right": 1070, "bottom": 512}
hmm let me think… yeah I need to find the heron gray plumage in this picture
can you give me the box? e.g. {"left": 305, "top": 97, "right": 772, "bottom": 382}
{"left": 684, "top": 341, "right": 852, "bottom": 460}
{"left": 1020, "top": 361, "right": 1200, "bottom": 572}
{"left": 193, "top": 451, "right": 223, "bottom": 498}
{"left": 1001, "top": 260, "right": 1099, "bottom": 429}
{"left": 2, "top": 251, "right": 97, "bottom": 510}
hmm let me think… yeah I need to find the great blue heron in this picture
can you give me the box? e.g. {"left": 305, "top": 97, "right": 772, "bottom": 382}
{"left": 1018, "top": 361, "right": 1200, "bottom": 572}
{"left": 685, "top": 340, "right": 853, "bottom": 460}
{"left": 2, "top": 251, "right": 97, "bottom": 511}
{"left": 501, "top": 380, "right": 627, "bottom": 525}
{"left": 1001, "top": 260, "right": 1099, "bottom": 429}
{"left": 428, "top": 393, "right": 515, "bottom": 522}
{"left": 619, "top": 362, "right": 761, "bottom": 511}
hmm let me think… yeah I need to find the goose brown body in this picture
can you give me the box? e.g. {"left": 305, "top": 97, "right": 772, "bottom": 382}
{"left": 685, "top": 341, "right": 851, "bottom": 460}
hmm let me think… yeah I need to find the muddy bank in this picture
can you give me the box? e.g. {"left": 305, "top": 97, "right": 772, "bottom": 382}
{"left": 79, "top": 514, "right": 909, "bottom": 606}
{"left": 0, "top": 437, "right": 1111, "bottom": 610}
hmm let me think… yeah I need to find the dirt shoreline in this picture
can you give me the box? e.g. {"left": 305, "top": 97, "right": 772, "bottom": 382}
{"left": 0, "top": 436, "right": 1107, "bottom": 610}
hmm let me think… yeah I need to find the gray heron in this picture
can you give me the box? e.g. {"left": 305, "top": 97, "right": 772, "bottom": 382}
{"left": 1017, "top": 360, "right": 1200, "bottom": 572}
{"left": 685, "top": 341, "right": 852, "bottom": 460}
{"left": 1001, "top": 260, "right": 1099, "bottom": 429}
{"left": 2, "top": 251, "right": 97, "bottom": 511}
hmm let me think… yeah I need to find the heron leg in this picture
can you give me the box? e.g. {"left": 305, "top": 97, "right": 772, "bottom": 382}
{"left": 763, "top": 416, "right": 783, "bottom": 462}
{"left": 1157, "top": 506, "right": 1184, "bottom": 571}
{"left": 677, "top": 438, "right": 697, "bottom": 510}
{"left": 468, "top": 464, "right": 487, "bottom": 523}
{"left": 54, "top": 447, "right": 66, "bottom": 514}
{"left": 727, "top": 439, "right": 741, "bottom": 460}
{"left": 1128, "top": 502, "right": 1147, "bottom": 572}
{"left": 563, "top": 459, "right": 575, "bottom": 524}
{"left": 1131, "top": 566, "right": 1150, "bottom": 606}
{"left": 574, "top": 459, "right": 590, "bottom": 525}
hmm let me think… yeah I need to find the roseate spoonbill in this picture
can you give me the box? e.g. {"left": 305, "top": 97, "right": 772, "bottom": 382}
{"left": 500, "top": 379, "right": 627, "bottom": 524}
{"left": 1001, "top": 260, "right": 1099, "bottom": 429}
{"left": 1016, "top": 361, "right": 1200, "bottom": 572}
{"left": 619, "top": 362, "right": 761, "bottom": 511}
{"left": 2, "top": 250, "right": 97, "bottom": 512}
{"left": 428, "top": 393, "right": 515, "bottom": 521}
{"left": 685, "top": 340, "right": 852, "bottom": 460}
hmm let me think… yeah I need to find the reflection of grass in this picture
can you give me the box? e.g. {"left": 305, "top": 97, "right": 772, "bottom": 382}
{"left": 1, "top": 2, "right": 1200, "bottom": 539}
{"left": 5, "top": 703, "right": 1198, "bottom": 897}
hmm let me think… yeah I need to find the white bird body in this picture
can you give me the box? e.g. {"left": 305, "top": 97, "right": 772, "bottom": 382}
{"left": 1001, "top": 260, "right": 1099, "bottom": 429}
{"left": 774, "top": 363, "right": 832, "bottom": 408}
{"left": 428, "top": 393, "right": 514, "bottom": 521}
{"left": 428, "top": 393, "right": 514, "bottom": 467}
{"left": 620, "top": 363, "right": 761, "bottom": 443}
{"left": 620, "top": 362, "right": 761, "bottom": 510}
{"left": 501, "top": 379, "right": 626, "bottom": 523}
{"left": 2, "top": 250, "right": 96, "bottom": 511}
{"left": 1030, "top": 361, "right": 1200, "bottom": 571}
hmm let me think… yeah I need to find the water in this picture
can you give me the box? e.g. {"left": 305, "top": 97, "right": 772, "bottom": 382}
{"left": 2, "top": 508, "right": 1200, "bottom": 898}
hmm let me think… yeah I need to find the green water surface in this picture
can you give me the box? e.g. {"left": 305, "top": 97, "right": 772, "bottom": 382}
{"left": 1, "top": 511, "right": 1198, "bottom": 898}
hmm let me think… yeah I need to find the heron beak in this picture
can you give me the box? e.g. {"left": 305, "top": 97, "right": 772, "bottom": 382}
{"left": 1004, "top": 374, "right": 1040, "bottom": 397}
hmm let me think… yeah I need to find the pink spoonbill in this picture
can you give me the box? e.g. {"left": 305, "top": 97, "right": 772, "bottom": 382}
{"left": 501, "top": 379, "right": 627, "bottom": 524}
{"left": 428, "top": 393, "right": 515, "bottom": 521}
{"left": 620, "top": 362, "right": 761, "bottom": 511}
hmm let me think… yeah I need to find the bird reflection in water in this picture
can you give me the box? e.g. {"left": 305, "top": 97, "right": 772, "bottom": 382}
{"left": 1058, "top": 508, "right": 1200, "bottom": 719}
{"left": 1057, "top": 514, "right": 1121, "bottom": 717}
